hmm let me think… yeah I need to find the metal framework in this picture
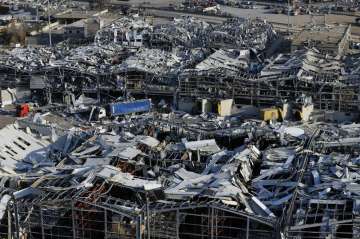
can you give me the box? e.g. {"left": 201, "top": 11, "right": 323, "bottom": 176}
{"left": 10, "top": 199, "right": 277, "bottom": 239}
{"left": 178, "top": 69, "right": 360, "bottom": 112}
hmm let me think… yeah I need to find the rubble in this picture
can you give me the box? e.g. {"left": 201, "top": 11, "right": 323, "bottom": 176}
{"left": 57, "top": 44, "right": 125, "bottom": 74}
{"left": 95, "top": 15, "right": 152, "bottom": 46}
{"left": 148, "top": 16, "right": 212, "bottom": 48}
{"left": 208, "top": 18, "right": 276, "bottom": 51}
{"left": 117, "top": 47, "right": 206, "bottom": 76}
{"left": 195, "top": 49, "right": 250, "bottom": 73}
{"left": 0, "top": 103, "right": 357, "bottom": 239}
{"left": 0, "top": 47, "right": 57, "bottom": 72}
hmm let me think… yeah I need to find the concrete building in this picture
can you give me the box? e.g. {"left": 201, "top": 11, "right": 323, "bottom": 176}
{"left": 54, "top": 9, "right": 108, "bottom": 25}
{"left": 291, "top": 25, "right": 351, "bottom": 56}
{"left": 64, "top": 17, "right": 101, "bottom": 39}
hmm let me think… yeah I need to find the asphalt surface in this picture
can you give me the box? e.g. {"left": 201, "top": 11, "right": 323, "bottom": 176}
{"left": 144, "top": 8, "right": 226, "bottom": 24}
{"left": 221, "top": 6, "right": 358, "bottom": 27}
{"left": 110, "top": 0, "right": 182, "bottom": 7}
{"left": 0, "top": 114, "right": 16, "bottom": 129}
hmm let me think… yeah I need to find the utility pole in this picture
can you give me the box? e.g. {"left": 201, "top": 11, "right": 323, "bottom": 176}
{"left": 36, "top": 4, "right": 39, "bottom": 21}
{"left": 48, "top": 0, "right": 52, "bottom": 47}
{"left": 287, "top": 0, "right": 290, "bottom": 35}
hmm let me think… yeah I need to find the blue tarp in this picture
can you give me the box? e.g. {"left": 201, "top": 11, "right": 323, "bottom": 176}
{"left": 109, "top": 99, "right": 151, "bottom": 116}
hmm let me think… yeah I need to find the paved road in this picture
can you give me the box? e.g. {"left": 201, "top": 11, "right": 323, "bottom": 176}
{"left": 220, "top": 6, "right": 360, "bottom": 35}
{"left": 110, "top": 0, "right": 182, "bottom": 7}
{"left": 144, "top": 9, "right": 226, "bottom": 24}
{"left": 220, "top": 6, "right": 357, "bottom": 26}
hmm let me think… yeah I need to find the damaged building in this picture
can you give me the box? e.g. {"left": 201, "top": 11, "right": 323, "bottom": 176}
{"left": 0, "top": 103, "right": 358, "bottom": 238}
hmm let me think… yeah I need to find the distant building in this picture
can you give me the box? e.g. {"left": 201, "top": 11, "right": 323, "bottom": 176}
{"left": 54, "top": 9, "right": 106, "bottom": 24}
{"left": 291, "top": 25, "right": 351, "bottom": 56}
{"left": 64, "top": 17, "right": 101, "bottom": 39}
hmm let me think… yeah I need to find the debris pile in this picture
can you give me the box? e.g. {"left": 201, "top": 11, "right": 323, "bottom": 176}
{"left": 0, "top": 98, "right": 358, "bottom": 239}
{"left": 261, "top": 48, "right": 344, "bottom": 82}
{"left": 148, "top": 16, "right": 212, "bottom": 48}
{"left": 195, "top": 49, "right": 250, "bottom": 73}
{"left": 95, "top": 16, "right": 152, "bottom": 46}
{"left": 57, "top": 44, "right": 125, "bottom": 74}
{"left": 118, "top": 47, "right": 207, "bottom": 76}
{"left": 208, "top": 18, "right": 276, "bottom": 51}
{"left": 0, "top": 114, "right": 287, "bottom": 238}
{"left": 0, "top": 47, "right": 57, "bottom": 72}
{"left": 285, "top": 125, "right": 360, "bottom": 238}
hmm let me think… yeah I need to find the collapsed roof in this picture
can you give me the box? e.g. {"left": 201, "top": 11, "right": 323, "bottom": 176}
{"left": 149, "top": 16, "right": 212, "bottom": 48}
{"left": 95, "top": 15, "right": 152, "bottom": 46}
{"left": 208, "top": 18, "right": 277, "bottom": 51}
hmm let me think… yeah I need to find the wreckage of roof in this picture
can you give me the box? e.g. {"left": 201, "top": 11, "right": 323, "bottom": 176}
{"left": 0, "top": 47, "right": 56, "bottom": 72}
{"left": 116, "top": 47, "right": 204, "bottom": 76}
{"left": 97, "top": 165, "right": 161, "bottom": 190}
{"left": 208, "top": 18, "right": 276, "bottom": 51}
{"left": 1, "top": 111, "right": 360, "bottom": 238}
{"left": 136, "top": 135, "right": 159, "bottom": 148}
{"left": 149, "top": 16, "right": 211, "bottom": 48}
{"left": 249, "top": 47, "right": 360, "bottom": 93}
{"left": 0, "top": 124, "right": 50, "bottom": 174}
{"left": 195, "top": 49, "right": 250, "bottom": 73}
{"left": 95, "top": 15, "right": 152, "bottom": 46}
{"left": 184, "top": 139, "right": 220, "bottom": 153}
{"left": 114, "top": 147, "right": 142, "bottom": 160}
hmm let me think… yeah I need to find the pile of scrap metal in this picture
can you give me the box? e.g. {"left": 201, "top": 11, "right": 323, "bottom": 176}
{"left": 195, "top": 49, "right": 251, "bottom": 74}
{"left": 179, "top": 47, "right": 360, "bottom": 112}
{"left": 0, "top": 16, "right": 282, "bottom": 104}
{"left": 0, "top": 47, "right": 63, "bottom": 91}
{"left": 344, "top": 53, "right": 360, "bottom": 76}
{"left": 0, "top": 47, "right": 57, "bottom": 72}
{"left": 113, "top": 47, "right": 208, "bottom": 94}
{"left": 0, "top": 43, "right": 131, "bottom": 102}
{"left": 95, "top": 15, "right": 152, "bottom": 47}
{"left": 208, "top": 18, "right": 276, "bottom": 52}
{"left": 147, "top": 16, "right": 212, "bottom": 49}
{"left": 0, "top": 108, "right": 360, "bottom": 238}
{"left": 285, "top": 124, "right": 360, "bottom": 238}
{"left": 53, "top": 43, "right": 126, "bottom": 75}
{"left": 0, "top": 110, "right": 322, "bottom": 238}
{"left": 261, "top": 48, "right": 344, "bottom": 82}
{"left": 25, "top": 0, "right": 80, "bottom": 11}
{"left": 117, "top": 47, "right": 207, "bottom": 77}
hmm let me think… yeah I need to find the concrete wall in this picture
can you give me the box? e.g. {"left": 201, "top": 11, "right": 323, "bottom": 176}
{"left": 218, "top": 99, "right": 233, "bottom": 117}
{"left": 85, "top": 18, "right": 100, "bottom": 38}
{"left": 64, "top": 26, "right": 85, "bottom": 39}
